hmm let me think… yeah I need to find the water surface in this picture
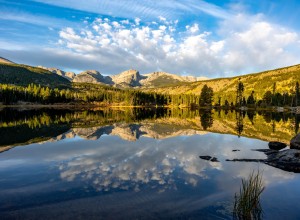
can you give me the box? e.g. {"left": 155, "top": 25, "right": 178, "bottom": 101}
{"left": 0, "top": 108, "right": 300, "bottom": 219}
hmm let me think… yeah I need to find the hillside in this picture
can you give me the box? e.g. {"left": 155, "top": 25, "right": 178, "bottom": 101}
{"left": 143, "top": 64, "right": 300, "bottom": 105}
{"left": 0, "top": 57, "right": 14, "bottom": 64}
{"left": 0, "top": 63, "right": 71, "bottom": 88}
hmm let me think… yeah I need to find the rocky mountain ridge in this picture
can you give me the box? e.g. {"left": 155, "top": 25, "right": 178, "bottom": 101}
{"left": 48, "top": 122, "right": 207, "bottom": 143}
{"left": 39, "top": 65, "right": 205, "bottom": 88}
{"left": 73, "top": 69, "right": 204, "bottom": 88}
{"left": 73, "top": 70, "right": 113, "bottom": 85}
{"left": 38, "top": 66, "right": 76, "bottom": 81}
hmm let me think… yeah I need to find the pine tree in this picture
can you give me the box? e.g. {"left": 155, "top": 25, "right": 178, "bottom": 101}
{"left": 236, "top": 79, "right": 244, "bottom": 107}
{"left": 247, "top": 91, "right": 256, "bottom": 106}
{"left": 199, "top": 84, "right": 214, "bottom": 107}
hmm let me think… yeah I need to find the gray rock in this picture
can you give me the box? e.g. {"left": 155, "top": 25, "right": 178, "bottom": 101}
{"left": 268, "top": 141, "right": 287, "bottom": 150}
{"left": 290, "top": 133, "right": 300, "bottom": 149}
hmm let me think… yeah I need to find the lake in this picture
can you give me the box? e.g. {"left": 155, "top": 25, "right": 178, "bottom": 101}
{"left": 0, "top": 108, "right": 300, "bottom": 219}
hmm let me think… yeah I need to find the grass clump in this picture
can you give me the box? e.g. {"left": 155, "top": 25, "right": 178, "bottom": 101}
{"left": 233, "top": 170, "right": 265, "bottom": 220}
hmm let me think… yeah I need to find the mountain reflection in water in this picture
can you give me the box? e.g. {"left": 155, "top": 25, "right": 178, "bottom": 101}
{"left": 0, "top": 108, "right": 300, "bottom": 219}
{"left": 0, "top": 108, "right": 299, "bottom": 150}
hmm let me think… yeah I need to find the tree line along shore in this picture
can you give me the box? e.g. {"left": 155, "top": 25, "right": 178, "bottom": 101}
{"left": 0, "top": 80, "right": 299, "bottom": 112}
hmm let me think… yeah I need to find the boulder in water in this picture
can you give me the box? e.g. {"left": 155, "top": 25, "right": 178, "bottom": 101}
{"left": 268, "top": 141, "right": 287, "bottom": 150}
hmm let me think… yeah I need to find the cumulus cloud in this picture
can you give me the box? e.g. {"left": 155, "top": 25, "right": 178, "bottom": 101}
{"left": 219, "top": 14, "right": 300, "bottom": 75}
{"left": 57, "top": 18, "right": 217, "bottom": 75}
{"left": 1, "top": 2, "right": 300, "bottom": 77}
{"left": 52, "top": 14, "right": 300, "bottom": 76}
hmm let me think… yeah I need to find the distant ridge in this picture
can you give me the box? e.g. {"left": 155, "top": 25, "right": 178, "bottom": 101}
{"left": 0, "top": 63, "right": 71, "bottom": 88}
{"left": 0, "top": 57, "right": 14, "bottom": 64}
{"left": 35, "top": 65, "right": 205, "bottom": 88}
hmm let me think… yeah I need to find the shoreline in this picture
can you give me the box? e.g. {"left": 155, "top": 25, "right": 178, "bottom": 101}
{"left": 0, "top": 103, "right": 299, "bottom": 113}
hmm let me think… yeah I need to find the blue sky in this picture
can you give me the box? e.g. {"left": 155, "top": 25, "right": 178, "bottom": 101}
{"left": 1, "top": 0, "right": 300, "bottom": 77}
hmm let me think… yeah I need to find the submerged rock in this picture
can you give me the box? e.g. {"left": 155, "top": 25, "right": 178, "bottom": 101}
{"left": 268, "top": 141, "right": 287, "bottom": 150}
{"left": 199, "top": 156, "right": 212, "bottom": 161}
{"left": 199, "top": 156, "right": 219, "bottom": 162}
{"left": 213, "top": 136, "right": 300, "bottom": 173}
{"left": 227, "top": 149, "right": 300, "bottom": 173}
{"left": 290, "top": 134, "right": 300, "bottom": 149}
{"left": 253, "top": 149, "right": 278, "bottom": 155}
{"left": 226, "top": 158, "right": 265, "bottom": 162}
{"left": 210, "top": 157, "right": 219, "bottom": 162}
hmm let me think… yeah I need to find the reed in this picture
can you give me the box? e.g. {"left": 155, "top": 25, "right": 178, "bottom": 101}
{"left": 233, "top": 170, "right": 265, "bottom": 220}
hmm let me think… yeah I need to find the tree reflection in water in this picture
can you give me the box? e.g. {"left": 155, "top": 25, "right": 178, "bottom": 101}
{"left": 0, "top": 108, "right": 299, "bottom": 149}
{"left": 199, "top": 109, "right": 213, "bottom": 130}
{"left": 236, "top": 111, "right": 244, "bottom": 138}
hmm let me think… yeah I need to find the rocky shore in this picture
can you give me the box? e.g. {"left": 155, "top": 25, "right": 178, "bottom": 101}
{"left": 200, "top": 133, "right": 300, "bottom": 173}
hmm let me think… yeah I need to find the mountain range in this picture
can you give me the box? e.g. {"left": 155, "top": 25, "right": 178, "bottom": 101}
{"left": 38, "top": 66, "right": 206, "bottom": 88}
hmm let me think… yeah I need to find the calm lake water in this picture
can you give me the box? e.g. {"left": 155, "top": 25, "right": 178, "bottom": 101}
{"left": 0, "top": 108, "right": 300, "bottom": 219}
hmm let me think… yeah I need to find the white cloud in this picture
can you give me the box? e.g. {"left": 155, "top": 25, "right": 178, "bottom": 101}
{"left": 56, "top": 18, "right": 220, "bottom": 75}
{"left": 219, "top": 14, "right": 300, "bottom": 74}
{"left": 52, "top": 15, "right": 300, "bottom": 76}
{"left": 186, "top": 24, "right": 199, "bottom": 34}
